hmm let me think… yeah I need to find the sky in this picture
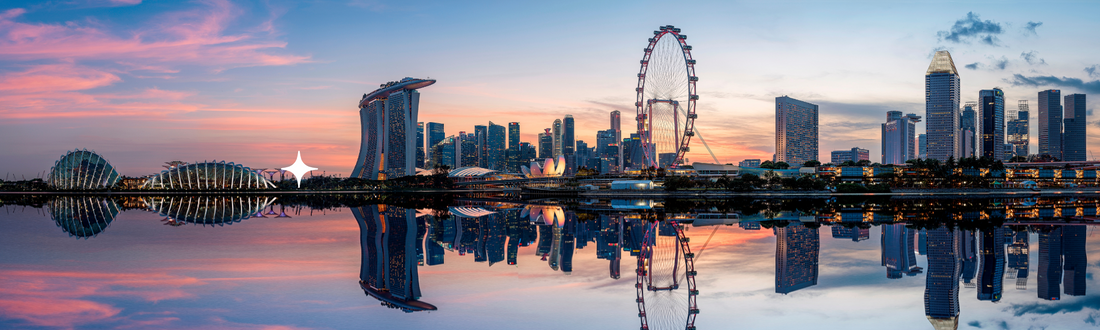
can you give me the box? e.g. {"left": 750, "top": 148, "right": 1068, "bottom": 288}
{"left": 2, "top": 0, "right": 1100, "bottom": 177}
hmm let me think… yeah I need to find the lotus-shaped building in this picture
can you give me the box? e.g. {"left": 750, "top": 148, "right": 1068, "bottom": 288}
{"left": 142, "top": 161, "right": 274, "bottom": 190}
{"left": 47, "top": 149, "right": 121, "bottom": 190}
{"left": 521, "top": 155, "right": 566, "bottom": 178}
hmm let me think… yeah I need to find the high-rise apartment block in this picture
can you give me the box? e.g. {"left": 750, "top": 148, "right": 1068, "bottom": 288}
{"left": 925, "top": 51, "right": 961, "bottom": 161}
{"left": 1063, "top": 94, "right": 1087, "bottom": 161}
{"left": 881, "top": 111, "right": 921, "bottom": 165}
{"left": 775, "top": 96, "right": 819, "bottom": 164}
{"left": 1038, "top": 89, "right": 1062, "bottom": 159}
{"left": 979, "top": 88, "right": 1005, "bottom": 160}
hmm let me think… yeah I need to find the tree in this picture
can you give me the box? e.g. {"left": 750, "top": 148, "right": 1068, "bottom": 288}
{"left": 759, "top": 161, "right": 777, "bottom": 169}
{"left": 775, "top": 161, "right": 790, "bottom": 169}
{"left": 803, "top": 160, "right": 821, "bottom": 167}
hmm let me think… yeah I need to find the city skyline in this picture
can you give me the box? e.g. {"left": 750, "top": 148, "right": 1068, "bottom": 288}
{"left": 2, "top": 1, "right": 1100, "bottom": 176}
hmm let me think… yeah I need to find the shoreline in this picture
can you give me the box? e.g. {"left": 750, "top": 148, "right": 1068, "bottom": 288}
{"left": 4, "top": 188, "right": 1100, "bottom": 197}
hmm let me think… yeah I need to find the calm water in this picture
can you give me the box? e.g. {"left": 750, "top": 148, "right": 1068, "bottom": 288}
{"left": 1, "top": 195, "right": 1098, "bottom": 329}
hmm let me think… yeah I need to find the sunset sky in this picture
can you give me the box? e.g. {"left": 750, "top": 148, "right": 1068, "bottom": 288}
{"left": 2, "top": 0, "right": 1099, "bottom": 177}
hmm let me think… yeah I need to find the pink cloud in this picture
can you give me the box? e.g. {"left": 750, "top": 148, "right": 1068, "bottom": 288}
{"left": 0, "top": 0, "right": 310, "bottom": 70}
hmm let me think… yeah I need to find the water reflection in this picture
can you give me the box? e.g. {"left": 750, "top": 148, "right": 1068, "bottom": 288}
{"left": 47, "top": 196, "right": 120, "bottom": 238}
{"left": 145, "top": 195, "right": 276, "bottom": 226}
{"left": 5, "top": 195, "right": 1100, "bottom": 328}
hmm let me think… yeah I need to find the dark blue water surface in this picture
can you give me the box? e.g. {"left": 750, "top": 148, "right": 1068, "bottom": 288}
{"left": 1, "top": 195, "right": 1097, "bottom": 329}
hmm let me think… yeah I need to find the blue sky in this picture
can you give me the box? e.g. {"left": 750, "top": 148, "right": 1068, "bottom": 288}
{"left": 2, "top": 0, "right": 1099, "bottom": 176}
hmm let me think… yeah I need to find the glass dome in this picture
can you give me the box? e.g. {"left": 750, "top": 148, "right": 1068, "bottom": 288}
{"left": 47, "top": 149, "right": 121, "bottom": 190}
{"left": 142, "top": 161, "right": 274, "bottom": 190}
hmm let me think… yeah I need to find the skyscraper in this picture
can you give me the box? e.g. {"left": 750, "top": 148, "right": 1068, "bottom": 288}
{"left": 882, "top": 111, "right": 922, "bottom": 165}
{"left": 919, "top": 134, "right": 928, "bottom": 159}
{"left": 1063, "top": 94, "right": 1087, "bottom": 161}
{"left": 487, "top": 122, "right": 506, "bottom": 171}
{"left": 352, "top": 205, "right": 436, "bottom": 311}
{"left": 925, "top": 227, "right": 961, "bottom": 328}
{"left": 538, "top": 129, "right": 553, "bottom": 159}
{"left": 507, "top": 122, "right": 520, "bottom": 172}
{"left": 563, "top": 115, "right": 575, "bottom": 174}
{"left": 979, "top": 88, "right": 1005, "bottom": 160}
{"left": 775, "top": 96, "right": 819, "bottom": 165}
{"left": 775, "top": 222, "right": 819, "bottom": 294}
{"left": 1008, "top": 101, "right": 1029, "bottom": 159}
{"left": 416, "top": 122, "right": 425, "bottom": 168}
{"left": 611, "top": 110, "right": 622, "bottom": 172}
{"left": 1038, "top": 89, "right": 1062, "bottom": 159}
{"left": 1007, "top": 231, "right": 1029, "bottom": 290}
{"left": 960, "top": 102, "right": 977, "bottom": 158}
{"left": 925, "top": 50, "right": 961, "bottom": 161}
{"left": 460, "top": 132, "right": 477, "bottom": 167}
{"left": 552, "top": 119, "right": 563, "bottom": 158}
{"left": 428, "top": 122, "right": 445, "bottom": 167}
{"left": 474, "top": 125, "right": 488, "bottom": 168}
{"left": 353, "top": 78, "right": 435, "bottom": 180}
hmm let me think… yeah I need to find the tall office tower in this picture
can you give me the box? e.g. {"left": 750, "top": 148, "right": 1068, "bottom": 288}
{"left": 1063, "top": 225, "right": 1087, "bottom": 296}
{"left": 925, "top": 50, "right": 961, "bottom": 161}
{"left": 1007, "top": 231, "right": 1029, "bottom": 290}
{"left": 882, "top": 111, "right": 922, "bottom": 165}
{"left": 1038, "top": 90, "right": 1063, "bottom": 159}
{"left": 978, "top": 89, "right": 1006, "bottom": 160}
{"left": 575, "top": 140, "right": 589, "bottom": 170}
{"left": 830, "top": 147, "right": 869, "bottom": 164}
{"left": 507, "top": 122, "right": 520, "bottom": 171}
{"left": 882, "top": 224, "right": 922, "bottom": 279}
{"left": 774, "top": 222, "right": 819, "bottom": 294}
{"left": 622, "top": 133, "right": 643, "bottom": 169}
{"left": 611, "top": 110, "right": 622, "bottom": 172}
{"left": 1008, "top": 101, "right": 1030, "bottom": 159}
{"left": 1038, "top": 227, "right": 1063, "bottom": 300}
{"left": 977, "top": 228, "right": 1006, "bottom": 302}
{"left": 919, "top": 134, "right": 928, "bottom": 159}
{"left": 563, "top": 115, "right": 575, "bottom": 174}
{"left": 353, "top": 78, "right": 435, "bottom": 180}
{"left": 428, "top": 136, "right": 457, "bottom": 169}
{"left": 416, "top": 122, "right": 425, "bottom": 168}
{"left": 517, "top": 142, "right": 536, "bottom": 171}
{"left": 459, "top": 132, "right": 478, "bottom": 167}
{"left": 1063, "top": 94, "right": 1087, "bottom": 161}
{"left": 552, "top": 119, "right": 563, "bottom": 158}
{"left": 538, "top": 129, "right": 553, "bottom": 159}
{"left": 925, "top": 227, "right": 961, "bottom": 329}
{"left": 427, "top": 122, "right": 445, "bottom": 167}
{"left": 596, "top": 129, "right": 618, "bottom": 173}
{"left": 473, "top": 125, "right": 487, "bottom": 168}
{"left": 960, "top": 102, "right": 977, "bottom": 158}
{"left": 487, "top": 122, "right": 506, "bottom": 171}
{"left": 775, "top": 96, "right": 819, "bottom": 165}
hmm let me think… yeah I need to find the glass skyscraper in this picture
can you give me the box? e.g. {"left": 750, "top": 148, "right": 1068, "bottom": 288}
{"left": 488, "top": 122, "right": 506, "bottom": 171}
{"left": 1007, "top": 101, "right": 1029, "bottom": 159}
{"left": 979, "top": 88, "right": 1005, "bottom": 160}
{"left": 427, "top": 122, "right": 445, "bottom": 167}
{"left": 1038, "top": 89, "right": 1062, "bottom": 159}
{"left": 925, "top": 50, "right": 961, "bottom": 161}
{"left": 416, "top": 122, "right": 425, "bottom": 168}
{"left": 1063, "top": 94, "right": 1087, "bottom": 161}
{"left": 775, "top": 96, "right": 819, "bottom": 164}
{"left": 961, "top": 102, "right": 977, "bottom": 158}
{"left": 925, "top": 227, "right": 961, "bottom": 328}
{"left": 507, "top": 122, "right": 520, "bottom": 172}
{"left": 563, "top": 115, "right": 575, "bottom": 174}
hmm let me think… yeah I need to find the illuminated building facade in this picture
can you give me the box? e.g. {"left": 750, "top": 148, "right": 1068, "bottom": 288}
{"left": 1063, "top": 94, "right": 1087, "bottom": 161}
{"left": 1007, "top": 101, "right": 1029, "bottom": 158}
{"left": 353, "top": 77, "right": 435, "bottom": 180}
{"left": 925, "top": 50, "right": 961, "bottom": 161}
{"left": 881, "top": 111, "right": 921, "bottom": 165}
{"left": 1038, "top": 90, "right": 1062, "bottom": 159}
{"left": 47, "top": 149, "right": 121, "bottom": 190}
{"left": 775, "top": 222, "right": 819, "bottom": 294}
{"left": 775, "top": 96, "right": 819, "bottom": 164}
{"left": 979, "top": 88, "right": 1005, "bottom": 160}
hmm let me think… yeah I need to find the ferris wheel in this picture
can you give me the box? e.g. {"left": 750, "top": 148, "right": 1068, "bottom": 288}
{"left": 636, "top": 219, "right": 698, "bottom": 330}
{"left": 635, "top": 25, "right": 698, "bottom": 169}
